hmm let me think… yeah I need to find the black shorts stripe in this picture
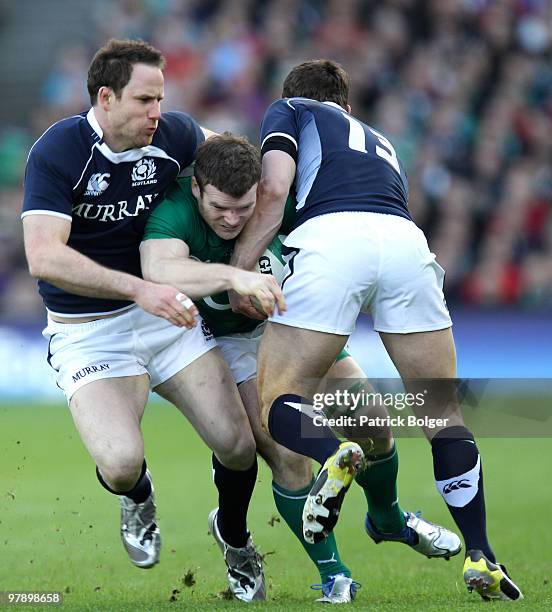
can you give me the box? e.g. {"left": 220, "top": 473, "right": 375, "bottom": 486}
{"left": 46, "top": 333, "right": 61, "bottom": 372}
{"left": 280, "top": 247, "right": 299, "bottom": 292}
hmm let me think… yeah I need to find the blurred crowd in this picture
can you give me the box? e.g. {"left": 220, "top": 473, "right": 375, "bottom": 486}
{"left": 1, "top": 0, "right": 551, "bottom": 322}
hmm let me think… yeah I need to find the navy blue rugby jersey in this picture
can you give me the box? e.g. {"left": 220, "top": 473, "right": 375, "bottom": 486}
{"left": 260, "top": 98, "right": 412, "bottom": 230}
{"left": 22, "top": 108, "right": 204, "bottom": 316}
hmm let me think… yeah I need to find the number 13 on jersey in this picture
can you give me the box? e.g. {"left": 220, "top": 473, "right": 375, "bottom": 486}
{"left": 342, "top": 113, "right": 401, "bottom": 175}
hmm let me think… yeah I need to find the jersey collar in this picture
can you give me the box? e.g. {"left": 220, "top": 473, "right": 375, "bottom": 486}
{"left": 86, "top": 108, "right": 104, "bottom": 140}
{"left": 86, "top": 107, "right": 175, "bottom": 165}
{"left": 323, "top": 101, "right": 344, "bottom": 110}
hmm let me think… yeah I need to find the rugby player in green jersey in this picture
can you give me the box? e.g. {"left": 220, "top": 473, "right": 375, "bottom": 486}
{"left": 140, "top": 133, "right": 460, "bottom": 604}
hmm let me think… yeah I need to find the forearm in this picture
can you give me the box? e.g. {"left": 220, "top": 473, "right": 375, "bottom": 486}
{"left": 231, "top": 197, "right": 285, "bottom": 271}
{"left": 143, "top": 257, "right": 235, "bottom": 299}
{"left": 30, "top": 243, "right": 145, "bottom": 301}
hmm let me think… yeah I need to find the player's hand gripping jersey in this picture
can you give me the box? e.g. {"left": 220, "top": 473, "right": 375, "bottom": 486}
{"left": 143, "top": 177, "right": 294, "bottom": 336}
{"left": 260, "top": 98, "right": 412, "bottom": 229}
{"left": 22, "top": 110, "right": 204, "bottom": 316}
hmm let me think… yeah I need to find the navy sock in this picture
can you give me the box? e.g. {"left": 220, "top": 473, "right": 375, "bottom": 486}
{"left": 96, "top": 460, "right": 152, "bottom": 503}
{"left": 267, "top": 394, "right": 340, "bottom": 465}
{"left": 212, "top": 454, "right": 257, "bottom": 548}
{"left": 431, "top": 426, "right": 495, "bottom": 561}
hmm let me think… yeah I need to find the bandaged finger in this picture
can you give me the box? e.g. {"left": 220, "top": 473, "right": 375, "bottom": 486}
{"left": 175, "top": 292, "right": 194, "bottom": 310}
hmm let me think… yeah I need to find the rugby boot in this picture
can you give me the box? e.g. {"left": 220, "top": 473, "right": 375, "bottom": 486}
{"left": 365, "top": 511, "right": 462, "bottom": 559}
{"left": 208, "top": 508, "right": 266, "bottom": 602}
{"left": 463, "top": 549, "right": 523, "bottom": 601}
{"left": 311, "top": 574, "right": 360, "bottom": 604}
{"left": 303, "top": 442, "right": 365, "bottom": 544}
{"left": 119, "top": 478, "right": 160, "bottom": 568}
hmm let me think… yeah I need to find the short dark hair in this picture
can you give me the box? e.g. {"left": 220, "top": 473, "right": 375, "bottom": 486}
{"left": 194, "top": 133, "right": 261, "bottom": 199}
{"left": 87, "top": 39, "right": 165, "bottom": 105}
{"left": 282, "top": 59, "right": 350, "bottom": 109}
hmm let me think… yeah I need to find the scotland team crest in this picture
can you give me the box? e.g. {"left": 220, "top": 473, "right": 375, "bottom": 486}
{"left": 132, "top": 158, "right": 157, "bottom": 186}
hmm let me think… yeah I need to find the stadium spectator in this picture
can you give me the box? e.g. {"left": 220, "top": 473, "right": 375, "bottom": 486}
{"left": 1, "top": 0, "right": 551, "bottom": 316}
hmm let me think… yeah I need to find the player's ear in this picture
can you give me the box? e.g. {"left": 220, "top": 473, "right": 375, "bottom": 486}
{"left": 97, "top": 86, "right": 112, "bottom": 110}
{"left": 346, "top": 104, "right": 352, "bottom": 114}
{"left": 191, "top": 176, "right": 201, "bottom": 199}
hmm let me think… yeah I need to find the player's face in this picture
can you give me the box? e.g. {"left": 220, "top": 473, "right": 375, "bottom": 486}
{"left": 106, "top": 63, "right": 164, "bottom": 151}
{"left": 194, "top": 180, "right": 257, "bottom": 240}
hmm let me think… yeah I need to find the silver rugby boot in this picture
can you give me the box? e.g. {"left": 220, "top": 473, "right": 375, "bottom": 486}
{"left": 208, "top": 508, "right": 266, "bottom": 602}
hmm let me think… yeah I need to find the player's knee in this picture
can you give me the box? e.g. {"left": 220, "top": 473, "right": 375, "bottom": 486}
{"left": 98, "top": 454, "right": 144, "bottom": 492}
{"left": 368, "top": 435, "right": 394, "bottom": 455}
{"left": 215, "top": 431, "right": 256, "bottom": 471}
{"left": 263, "top": 445, "right": 313, "bottom": 490}
{"left": 253, "top": 421, "right": 313, "bottom": 488}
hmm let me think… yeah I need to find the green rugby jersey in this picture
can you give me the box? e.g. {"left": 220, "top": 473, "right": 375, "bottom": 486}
{"left": 143, "top": 177, "right": 294, "bottom": 337}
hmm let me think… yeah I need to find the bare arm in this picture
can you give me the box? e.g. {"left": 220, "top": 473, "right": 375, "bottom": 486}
{"left": 141, "top": 238, "right": 236, "bottom": 298}
{"left": 230, "top": 150, "right": 296, "bottom": 271}
{"left": 228, "top": 150, "right": 295, "bottom": 317}
{"left": 23, "top": 215, "right": 198, "bottom": 327}
{"left": 140, "top": 237, "right": 286, "bottom": 316}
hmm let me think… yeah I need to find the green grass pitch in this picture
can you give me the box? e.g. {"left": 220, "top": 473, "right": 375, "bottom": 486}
{"left": 1, "top": 401, "right": 551, "bottom": 611}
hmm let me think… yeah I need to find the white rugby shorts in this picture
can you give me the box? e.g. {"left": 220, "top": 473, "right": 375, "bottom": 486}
{"left": 270, "top": 212, "right": 452, "bottom": 335}
{"left": 43, "top": 306, "right": 216, "bottom": 401}
{"left": 216, "top": 323, "right": 266, "bottom": 385}
{"left": 216, "top": 323, "right": 353, "bottom": 385}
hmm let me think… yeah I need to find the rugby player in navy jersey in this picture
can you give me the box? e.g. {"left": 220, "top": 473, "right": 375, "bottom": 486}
{"left": 230, "top": 60, "right": 522, "bottom": 602}
{"left": 21, "top": 39, "right": 283, "bottom": 602}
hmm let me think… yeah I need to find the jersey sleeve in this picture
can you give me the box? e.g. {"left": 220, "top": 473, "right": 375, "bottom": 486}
{"left": 143, "top": 178, "right": 197, "bottom": 243}
{"left": 21, "top": 139, "right": 74, "bottom": 221}
{"left": 260, "top": 99, "right": 298, "bottom": 161}
{"left": 163, "top": 111, "right": 205, "bottom": 168}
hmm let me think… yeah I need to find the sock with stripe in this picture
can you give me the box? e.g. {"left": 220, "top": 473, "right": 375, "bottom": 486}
{"left": 272, "top": 478, "right": 350, "bottom": 583}
{"left": 431, "top": 425, "right": 495, "bottom": 561}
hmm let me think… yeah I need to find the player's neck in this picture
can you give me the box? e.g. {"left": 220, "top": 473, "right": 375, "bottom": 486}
{"left": 101, "top": 128, "right": 130, "bottom": 153}
{"left": 92, "top": 107, "right": 129, "bottom": 152}
{"left": 102, "top": 134, "right": 128, "bottom": 152}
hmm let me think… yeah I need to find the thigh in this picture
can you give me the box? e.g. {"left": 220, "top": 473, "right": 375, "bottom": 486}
{"left": 69, "top": 374, "right": 150, "bottom": 468}
{"left": 257, "top": 322, "right": 347, "bottom": 423}
{"left": 154, "top": 347, "right": 254, "bottom": 454}
{"left": 238, "top": 379, "right": 266, "bottom": 444}
{"left": 380, "top": 328, "right": 464, "bottom": 438}
{"left": 380, "top": 327, "right": 457, "bottom": 378}
{"left": 326, "top": 355, "right": 367, "bottom": 379}
{"left": 322, "top": 356, "right": 392, "bottom": 453}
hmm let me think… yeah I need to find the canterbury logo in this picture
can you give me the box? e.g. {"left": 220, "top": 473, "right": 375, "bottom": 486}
{"left": 85, "top": 172, "right": 110, "bottom": 196}
{"left": 443, "top": 479, "right": 472, "bottom": 494}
